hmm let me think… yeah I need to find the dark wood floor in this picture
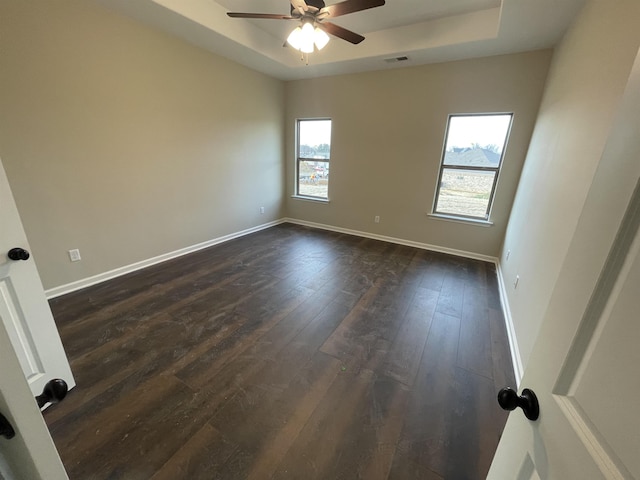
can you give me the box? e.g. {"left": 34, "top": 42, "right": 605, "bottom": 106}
{"left": 46, "top": 223, "right": 515, "bottom": 480}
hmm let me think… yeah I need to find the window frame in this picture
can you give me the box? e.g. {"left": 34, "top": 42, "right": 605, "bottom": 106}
{"left": 294, "top": 118, "right": 332, "bottom": 201}
{"left": 432, "top": 112, "right": 513, "bottom": 222}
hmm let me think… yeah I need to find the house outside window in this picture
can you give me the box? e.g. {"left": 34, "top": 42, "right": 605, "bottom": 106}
{"left": 295, "top": 118, "right": 331, "bottom": 200}
{"left": 433, "top": 113, "right": 513, "bottom": 221}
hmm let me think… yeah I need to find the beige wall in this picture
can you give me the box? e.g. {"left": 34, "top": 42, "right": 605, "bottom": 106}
{"left": 284, "top": 51, "right": 552, "bottom": 257}
{"left": 500, "top": 0, "right": 640, "bottom": 370}
{"left": 0, "top": 0, "right": 285, "bottom": 289}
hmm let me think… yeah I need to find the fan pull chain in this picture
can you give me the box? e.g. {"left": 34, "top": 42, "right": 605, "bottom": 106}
{"left": 298, "top": 51, "right": 310, "bottom": 65}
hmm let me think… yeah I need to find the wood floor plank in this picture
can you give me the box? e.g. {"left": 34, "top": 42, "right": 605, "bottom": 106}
{"left": 150, "top": 424, "right": 238, "bottom": 480}
{"left": 213, "top": 351, "right": 342, "bottom": 480}
{"left": 434, "top": 273, "right": 465, "bottom": 318}
{"left": 51, "top": 375, "right": 215, "bottom": 480}
{"left": 457, "top": 283, "right": 494, "bottom": 379}
{"left": 175, "top": 285, "right": 316, "bottom": 390}
{"left": 400, "top": 249, "right": 432, "bottom": 290}
{"left": 208, "top": 299, "right": 351, "bottom": 442}
{"left": 382, "top": 287, "right": 439, "bottom": 386}
{"left": 320, "top": 278, "right": 416, "bottom": 361}
{"left": 419, "top": 255, "right": 446, "bottom": 292}
{"left": 394, "top": 311, "right": 461, "bottom": 477}
{"left": 46, "top": 311, "right": 247, "bottom": 427}
{"left": 444, "top": 367, "right": 502, "bottom": 480}
{"left": 387, "top": 453, "right": 444, "bottom": 480}
{"left": 271, "top": 369, "right": 407, "bottom": 480}
{"left": 340, "top": 377, "right": 410, "bottom": 480}
{"left": 55, "top": 267, "right": 275, "bottom": 361}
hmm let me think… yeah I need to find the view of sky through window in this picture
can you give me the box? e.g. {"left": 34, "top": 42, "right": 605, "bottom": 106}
{"left": 299, "top": 119, "right": 331, "bottom": 159}
{"left": 445, "top": 115, "right": 511, "bottom": 153}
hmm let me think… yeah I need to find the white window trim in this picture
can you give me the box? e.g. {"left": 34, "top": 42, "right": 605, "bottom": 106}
{"left": 427, "top": 212, "right": 493, "bottom": 227}
{"left": 291, "top": 194, "right": 330, "bottom": 203}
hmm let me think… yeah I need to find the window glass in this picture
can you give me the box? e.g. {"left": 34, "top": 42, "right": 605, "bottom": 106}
{"left": 435, "top": 169, "right": 497, "bottom": 218}
{"left": 299, "top": 120, "right": 331, "bottom": 159}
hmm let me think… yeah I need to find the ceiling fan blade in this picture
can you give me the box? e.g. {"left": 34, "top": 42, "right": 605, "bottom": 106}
{"left": 320, "top": 22, "right": 365, "bottom": 44}
{"left": 320, "top": 0, "right": 384, "bottom": 18}
{"left": 227, "top": 12, "right": 296, "bottom": 19}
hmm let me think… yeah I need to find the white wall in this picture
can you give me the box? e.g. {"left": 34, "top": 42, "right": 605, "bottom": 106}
{"left": 499, "top": 0, "right": 640, "bottom": 371}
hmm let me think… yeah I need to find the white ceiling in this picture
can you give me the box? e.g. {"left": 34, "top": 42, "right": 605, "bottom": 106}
{"left": 98, "top": 0, "right": 587, "bottom": 80}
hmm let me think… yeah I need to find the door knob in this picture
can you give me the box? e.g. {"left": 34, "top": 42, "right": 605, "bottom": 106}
{"left": 8, "top": 248, "right": 30, "bottom": 261}
{"left": 498, "top": 387, "right": 539, "bottom": 421}
{"left": 36, "top": 379, "right": 68, "bottom": 409}
{"left": 0, "top": 380, "right": 67, "bottom": 441}
{"left": 0, "top": 413, "right": 15, "bottom": 439}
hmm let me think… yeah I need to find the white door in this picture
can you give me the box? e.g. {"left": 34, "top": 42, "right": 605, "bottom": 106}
{"left": 0, "top": 158, "right": 75, "bottom": 396}
{"left": 0, "top": 318, "right": 68, "bottom": 479}
{"left": 0, "top": 157, "right": 73, "bottom": 478}
{"left": 488, "top": 49, "right": 640, "bottom": 479}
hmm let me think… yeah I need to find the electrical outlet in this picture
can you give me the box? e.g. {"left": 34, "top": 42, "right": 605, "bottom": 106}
{"left": 374, "top": 215, "right": 380, "bottom": 223}
{"left": 68, "top": 249, "right": 81, "bottom": 262}
{"left": 260, "top": 206, "right": 265, "bottom": 214}
{"left": 514, "top": 275, "right": 520, "bottom": 289}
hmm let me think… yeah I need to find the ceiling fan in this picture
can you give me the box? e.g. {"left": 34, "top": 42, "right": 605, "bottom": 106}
{"left": 227, "top": 0, "right": 385, "bottom": 52}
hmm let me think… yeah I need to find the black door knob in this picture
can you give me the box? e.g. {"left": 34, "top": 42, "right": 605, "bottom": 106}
{"left": 8, "top": 248, "right": 30, "bottom": 261}
{"left": 0, "top": 413, "right": 15, "bottom": 439}
{"left": 36, "top": 379, "right": 68, "bottom": 408}
{"left": 498, "top": 387, "right": 539, "bottom": 421}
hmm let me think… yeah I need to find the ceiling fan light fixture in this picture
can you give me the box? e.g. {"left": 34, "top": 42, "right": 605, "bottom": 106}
{"left": 314, "top": 27, "right": 330, "bottom": 50}
{"left": 287, "top": 20, "right": 328, "bottom": 53}
{"left": 286, "top": 26, "right": 303, "bottom": 50}
{"left": 300, "top": 21, "right": 315, "bottom": 53}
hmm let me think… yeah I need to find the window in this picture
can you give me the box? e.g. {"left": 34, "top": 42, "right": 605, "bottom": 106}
{"left": 433, "top": 113, "right": 513, "bottom": 221}
{"left": 295, "top": 118, "right": 331, "bottom": 200}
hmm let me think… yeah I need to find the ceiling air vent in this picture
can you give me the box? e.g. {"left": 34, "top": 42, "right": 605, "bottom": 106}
{"left": 384, "top": 56, "right": 409, "bottom": 63}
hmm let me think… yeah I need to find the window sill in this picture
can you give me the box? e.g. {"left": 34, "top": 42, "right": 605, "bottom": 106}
{"left": 427, "top": 213, "right": 493, "bottom": 227}
{"left": 291, "top": 195, "right": 330, "bottom": 204}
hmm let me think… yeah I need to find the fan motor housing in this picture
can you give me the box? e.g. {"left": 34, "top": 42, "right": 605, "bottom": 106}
{"left": 292, "top": 0, "right": 325, "bottom": 14}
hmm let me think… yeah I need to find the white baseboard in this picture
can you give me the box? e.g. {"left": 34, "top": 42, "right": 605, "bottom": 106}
{"left": 45, "top": 219, "right": 285, "bottom": 299}
{"left": 283, "top": 217, "right": 498, "bottom": 263}
{"left": 496, "top": 261, "right": 523, "bottom": 385}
